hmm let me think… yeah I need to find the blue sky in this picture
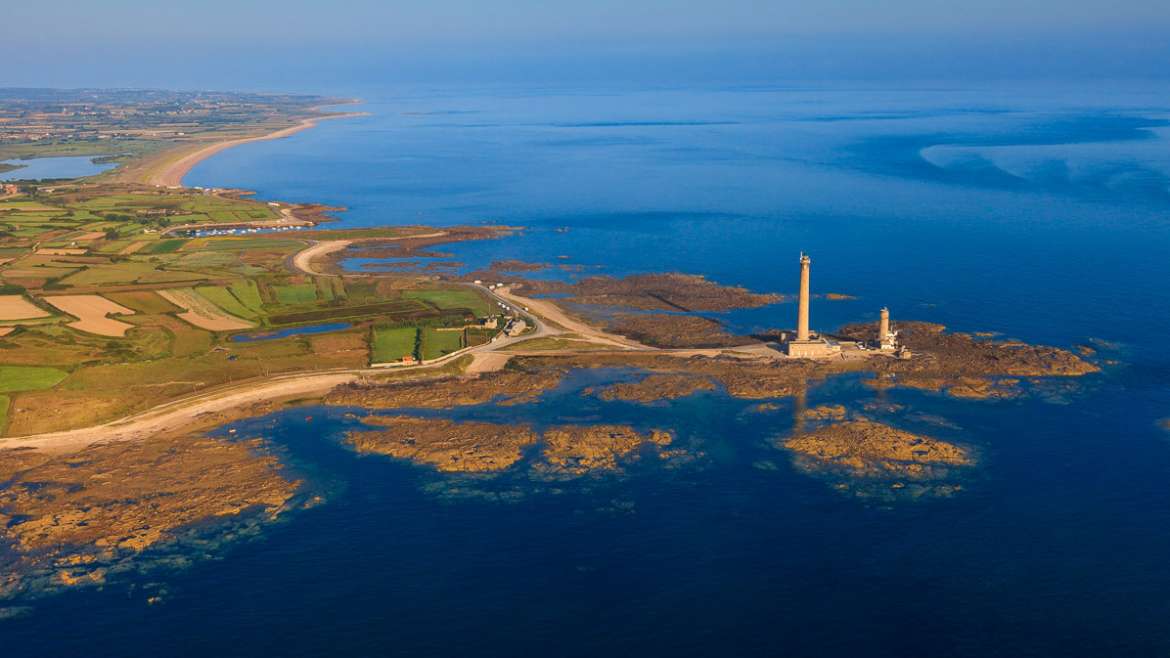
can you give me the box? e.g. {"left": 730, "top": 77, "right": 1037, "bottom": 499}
{"left": 2, "top": 0, "right": 1168, "bottom": 89}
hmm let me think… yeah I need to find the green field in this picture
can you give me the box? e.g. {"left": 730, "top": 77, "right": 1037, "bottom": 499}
{"left": 371, "top": 326, "right": 418, "bottom": 363}
{"left": 273, "top": 283, "right": 319, "bottom": 305}
{"left": 59, "top": 261, "right": 159, "bottom": 286}
{"left": 420, "top": 327, "right": 464, "bottom": 360}
{"left": 203, "top": 238, "right": 305, "bottom": 252}
{"left": 0, "top": 395, "right": 8, "bottom": 432}
{"left": 314, "top": 277, "right": 336, "bottom": 301}
{"left": 229, "top": 280, "right": 265, "bottom": 314}
{"left": 196, "top": 286, "right": 260, "bottom": 320}
{"left": 405, "top": 288, "right": 491, "bottom": 317}
{"left": 465, "top": 327, "right": 498, "bottom": 347}
{"left": 144, "top": 239, "right": 186, "bottom": 254}
{"left": 103, "top": 290, "right": 182, "bottom": 314}
{"left": 266, "top": 299, "right": 439, "bottom": 326}
{"left": 0, "top": 365, "right": 69, "bottom": 394}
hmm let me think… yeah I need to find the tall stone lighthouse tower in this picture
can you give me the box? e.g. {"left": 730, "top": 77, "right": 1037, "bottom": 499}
{"left": 786, "top": 252, "right": 836, "bottom": 358}
{"left": 797, "top": 253, "right": 811, "bottom": 341}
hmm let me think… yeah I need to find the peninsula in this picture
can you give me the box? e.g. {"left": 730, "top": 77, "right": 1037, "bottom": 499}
{"left": 0, "top": 88, "right": 1102, "bottom": 604}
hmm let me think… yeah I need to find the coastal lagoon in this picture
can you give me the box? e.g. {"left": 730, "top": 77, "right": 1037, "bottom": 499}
{"left": 9, "top": 83, "right": 1170, "bottom": 656}
{"left": 0, "top": 156, "right": 115, "bottom": 181}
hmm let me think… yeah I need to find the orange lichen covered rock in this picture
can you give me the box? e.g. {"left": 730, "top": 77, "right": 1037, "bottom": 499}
{"left": 326, "top": 366, "right": 563, "bottom": 409}
{"left": 567, "top": 273, "right": 782, "bottom": 312}
{"left": 800, "top": 404, "right": 848, "bottom": 421}
{"left": 347, "top": 416, "right": 539, "bottom": 473}
{"left": 588, "top": 373, "right": 717, "bottom": 402}
{"left": 0, "top": 436, "right": 300, "bottom": 602}
{"left": 538, "top": 425, "right": 674, "bottom": 475}
{"left": 783, "top": 420, "right": 972, "bottom": 481}
{"left": 605, "top": 314, "right": 754, "bottom": 349}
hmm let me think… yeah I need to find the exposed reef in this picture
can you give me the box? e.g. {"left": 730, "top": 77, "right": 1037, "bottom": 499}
{"left": 564, "top": 273, "right": 782, "bottom": 312}
{"left": 474, "top": 271, "right": 781, "bottom": 312}
{"left": 799, "top": 404, "right": 848, "bottom": 421}
{"left": 0, "top": 436, "right": 302, "bottom": 603}
{"left": 606, "top": 313, "right": 755, "bottom": 349}
{"left": 324, "top": 319, "right": 1096, "bottom": 420}
{"left": 586, "top": 373, "right": 717, "bottom": 403}
{"left": 322, "top": 226, "right": 513, "bottom": 274}
{"left": 347, "top": 416, "right": 539, "bottom": 473}
{"left": 782, "top": 419, "right": 973, "bottom": 499}
{"left": 536, "top": 425, "right": 675, "bottom": 476}
{"left": 839, "top": 321, "right": 1100, "bottom": 399}
{"left": 325, "top": 366, "right": 564, "bottom": 409}
{"left": 516, "top": 353, "right": 840, "bottom": 399}
{"left": 489, "top": 259, "right": 549, "bottom": 273}
{"left": 346, "top": 417, "right": 678, "bottom": 478}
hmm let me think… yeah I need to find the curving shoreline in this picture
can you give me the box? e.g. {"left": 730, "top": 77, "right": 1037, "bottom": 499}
{"left": 143, "top": 110, "right": 365, "bottom": 188}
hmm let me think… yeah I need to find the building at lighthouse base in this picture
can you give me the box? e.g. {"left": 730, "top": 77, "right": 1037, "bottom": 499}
{"left": 785, "top": 338, "right": 840, "bottom": 359}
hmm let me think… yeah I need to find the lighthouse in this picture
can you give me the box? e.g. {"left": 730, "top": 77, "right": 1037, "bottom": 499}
{"left": 785, "top": 253, "right": 837, "bottom": 358}
{"left": 797, "top": 253, "right": 811, "bottom": 341}
{"left": 878, "top": 307, "right": 893, "bottom": 349}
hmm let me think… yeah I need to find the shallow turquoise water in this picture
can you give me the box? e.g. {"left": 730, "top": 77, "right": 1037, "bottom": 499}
{"left": 8, "top": 83, "right": 1170, "bottom": 656}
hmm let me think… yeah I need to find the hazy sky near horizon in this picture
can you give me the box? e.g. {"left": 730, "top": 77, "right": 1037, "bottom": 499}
{"left": 2, "top": 0, "right": 1169, "bottom": 89}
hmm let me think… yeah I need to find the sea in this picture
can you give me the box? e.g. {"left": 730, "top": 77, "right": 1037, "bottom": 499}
{"left": 8, "top": 82, "right": 1170, "bottom": 657}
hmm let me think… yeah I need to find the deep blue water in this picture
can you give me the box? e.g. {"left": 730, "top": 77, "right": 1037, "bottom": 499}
{"left": 0, "top": 156, "right": 114, "bottom": 180}
{"left": 9, "top": 83, "right": 1170, "bottom": 656}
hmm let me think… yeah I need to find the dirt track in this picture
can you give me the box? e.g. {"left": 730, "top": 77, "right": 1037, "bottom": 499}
{"left": 0, "top": 372, "right": 360, "bottom": 454}
{"left": 495, "top": 286, "right": 652, "bottom": 350}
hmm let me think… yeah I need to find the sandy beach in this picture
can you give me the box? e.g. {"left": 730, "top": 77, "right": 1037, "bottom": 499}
{"left": 291, "top": 239, "right": 355, "bottom": 275}
{"left": 144, "top": 111, "right": 364, "bottom": 188}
